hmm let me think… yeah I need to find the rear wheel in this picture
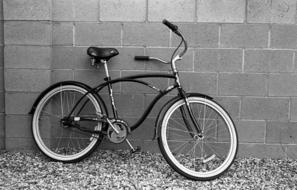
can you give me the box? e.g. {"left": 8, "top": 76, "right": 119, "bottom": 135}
{"left": 158, "top": 96, "right": 238, "bottom": 180}
{"left": 32, "top": 84, "right": 103, "bottom": 162}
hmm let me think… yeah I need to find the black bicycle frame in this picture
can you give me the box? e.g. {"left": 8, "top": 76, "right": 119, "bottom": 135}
{"left": 94, "top": 73, "right": 177, "bottom": 131}
{"left": 66, "top": 72, "right": 203, "bottom": 135}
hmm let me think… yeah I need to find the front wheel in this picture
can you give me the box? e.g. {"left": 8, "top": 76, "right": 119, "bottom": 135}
{"left": 32, "top": 84, "right": 103, "bottom": 162}
{"left": 158, "top": 96, "right": 238, "bottom": 181}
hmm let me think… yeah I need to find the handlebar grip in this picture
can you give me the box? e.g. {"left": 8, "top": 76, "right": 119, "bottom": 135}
{"left": 134, "top": 56, "right": 150, "bottom": 61}
{"left": 162, "top": 19, "right": 178, "bottom": 32}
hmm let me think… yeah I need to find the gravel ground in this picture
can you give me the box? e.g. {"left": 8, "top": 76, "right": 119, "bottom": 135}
{"left": 0, "top": 150, "right": 297, "bottom": 190}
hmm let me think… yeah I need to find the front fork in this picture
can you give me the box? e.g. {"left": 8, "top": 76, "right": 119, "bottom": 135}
{"left": 174, "top": 71, "right": 203, "bottom": 137}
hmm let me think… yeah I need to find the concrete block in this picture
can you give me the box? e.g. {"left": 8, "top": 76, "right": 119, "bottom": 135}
{"left": 272, "top": 0, "right": 296, "bottom": 24}
{"left": 74, "top": 0, "right": 98, "bottom": 21}
{"left": 287, "top": 145, "right": 297, "bottom": 158}
{"left": 0, "top": 22, "right": 3, "bottom": 45}
{"left": 4, "top": 46, "right": 51, "bottom": 69}
{"left": 238, "top": 143, "right": 286, "bottom": 158}
{"left": 74, "top": 70, "right": 121, "bottom": 91}
{"left": 52, "top": 0, "right": 74, "bottom": 21}
{"left": 195, "top": 49, "right": 242, "bottom": 72}
{"left": 290, "top": 98, "right": 297, "bottom": 121}
{"left": 219, "top": 73, "right": 267, "bottom": 96}
{"left": 0, "top": 68, "right": 3, "bottom": 91}
{"left": 0, "top": 1, "right": 3, "bottom": 21}
{"left": 148, "top": 0, "right": 195, "bottom": 22}
{"left": 53, "top": 22, "right": 73, "bottom": 45}
{"left": 109, "top": 48, "right": 145, "bottom": 71}
{"left": 237, "top": 120, "right": 266, "bottom": 143}
{"left": 130, "top": 118, "right": 155, "bottom": 140}
{"left": 0, "top": 47, "right": 3, "bottom": 68}
{"left": 271, "top": 25, "right": 297, "bottom": 49}
{"left": 52, "top": 47, "right": 95, "bottom": 70}
{"left": 5, "top": 69, "right": 50, "bottom": 92}
{"left": 5, "top": 137, "right": 35, "bottom": 151}
{"left": 172, "top": 23, "right": 219, "bottom": 48}
{"left": 121, "top": 71, "right": 169, "bottom": 94}
{"left": 266, "top": 121, "right": 297, "bottom": 144}
{"left": 0, "top": 114, "right": 4, "bottom": 137}
{"left": 51, "top": 70, "right": 74, "bottom": 84}
{"left": 114, "top": 94, "right": 144, "bottom": 117}
{"left": 144, "top": 94, "right": 173, "bottom": 117}
{"left": 101, "top": 0, "right": 146, "bottom": 21}
{"left": 5, "top": 115, "right": 31, "bottom": 138}
{"left": 0, "top": 92, "right": 4, "bottom": 113}
{"left": 5, "top": 92, "right": 38, "bottom": 114}
{"left": 123, "top": 23, "right": 169, "bottom": 47}
{"left": 247, "top": 0, "right": 272, "bottom": 23}
{"left": 146, "top": 48, "right": 194, "bottom": 71}
{"left": 221, "top": 24, "right": 269, "bottom": 48}
{"left": 4, "top": 21, "right": 51, "bottom": 45}
{"left": 72, "top": 47, "right": 94, "bottom": 70}
{"left": 179, "top": 72, "right": 217, "bottom": 95}
{"left": 247, "top": 0, "right": 297, "bottom": 24}
{"left": 75, "top": 23, "right": 121, "bottom": 46}
{"left": 269, "top": 74, "right": 297, "bottom": 96}
{"left": 52, "top": 47, "right": 77, "bottom": 69}
{"left": 244, "top": 50, "right": 294, "bottom": 73}
{"left": 3, "top": 0, "right": 51, "bottom": 20}
{"left": 214, "top": 96, "right": 241, "bottom": 119}
{"left": 197, "top": 0, "right": 245, "bottom": 23}
{"left": 241, "top": 97, "right": 289, "bottom": 120}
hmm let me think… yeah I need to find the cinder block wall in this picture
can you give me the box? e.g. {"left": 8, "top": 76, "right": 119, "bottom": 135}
{"left": 2, "top": 0, "right": 297, "bottom": 158}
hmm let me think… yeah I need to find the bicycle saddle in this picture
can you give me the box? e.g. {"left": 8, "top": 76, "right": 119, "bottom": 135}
{"left": 87, "top": 47, "right": 119, "bottom": 61}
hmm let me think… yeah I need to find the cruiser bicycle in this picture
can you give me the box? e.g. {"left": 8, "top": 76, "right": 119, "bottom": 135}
{"left": 29, "top": 20, "right": 238, "bottom": 181}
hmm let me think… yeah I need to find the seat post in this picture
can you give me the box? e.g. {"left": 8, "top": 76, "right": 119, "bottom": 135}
{"left": 102, "top": 60, "right": 109, "bottom": 78}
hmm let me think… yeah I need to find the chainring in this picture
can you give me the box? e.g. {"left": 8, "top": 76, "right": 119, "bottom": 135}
{"left": 107, "top": 120, "right": 129, "bottom": 144}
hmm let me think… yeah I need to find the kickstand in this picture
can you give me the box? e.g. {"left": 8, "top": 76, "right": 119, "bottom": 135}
{"left": 125, "top": 139, "right": 141, "bottom": 153}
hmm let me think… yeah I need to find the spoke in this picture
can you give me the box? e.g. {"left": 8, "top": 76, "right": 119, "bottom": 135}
{"left": 202, "top": 101, "right": 206, "bottom": 132}
{"left": 204, "top": 142, "right": 229, "bottom": 159}
{"left": 169, "top": 118, "right": 189, "bottom": 131}
{"left": 60, "top": 87, "right": 64, "bottom": 117}
{"left": 67, "top": 130, "right": 74, "bottom": 153}
{"left": 203, "top": 118, "right": 217, "bottom": 130}
{"left": 167, "top": 139, "right": 195, "bottom": 142}
{"left": 170, "top": 141, "right": 190, "bottom": 155}
{"left": 66, "top": 92, "right": 70, "bottom": 114}
{"left": 197, "top": 139, "right": 204, "bottom": 159}
{"left": 167, "top": 127, "right": 195, "bottom": 135}
{"left": 40, "top": 110, "right": 61, "bottom": 119}
{"left": 168, "top": 131, "right": 191, "bottom": 139}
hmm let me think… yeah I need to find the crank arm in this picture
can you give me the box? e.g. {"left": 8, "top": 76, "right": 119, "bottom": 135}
{"left": 105, "top": 118, "right": 120, "bottom": 134}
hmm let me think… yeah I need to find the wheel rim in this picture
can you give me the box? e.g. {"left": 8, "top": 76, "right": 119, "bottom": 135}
{"left": 161, "top": 97, "right": 237, "bottom": 179}
{"left": 32, "top": 85, "right": 101, "bottom": 161}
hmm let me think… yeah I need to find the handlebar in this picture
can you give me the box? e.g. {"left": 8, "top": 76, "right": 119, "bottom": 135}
{"left": 135, "top": 19, "right": 188, "bottom": 66}
{"left": 162, "top": 19, "right": 179, "bottom": 33}
{"left": 135, "top": 56, "right": 169, "bottom": 64}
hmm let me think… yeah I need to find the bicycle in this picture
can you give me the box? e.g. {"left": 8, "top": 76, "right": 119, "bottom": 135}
{"left": 29, "top": 20, "right": 238, "bottom": 181}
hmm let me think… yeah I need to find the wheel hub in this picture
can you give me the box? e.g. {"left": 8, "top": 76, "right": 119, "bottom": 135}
{"left": 194, "top": 133, "right": 204, "bottom": 141}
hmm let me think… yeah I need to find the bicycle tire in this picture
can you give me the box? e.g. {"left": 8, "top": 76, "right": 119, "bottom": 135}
{"left": 158, "top": 96, "right": 238, "bottom": 180}
{"left": 32, "top": 84, "right": 103, "bottom": 162}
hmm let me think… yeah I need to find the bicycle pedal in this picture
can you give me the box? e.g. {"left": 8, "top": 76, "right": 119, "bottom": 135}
{"left": 130, "top": 146, "right": 141, "bottom": 154}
